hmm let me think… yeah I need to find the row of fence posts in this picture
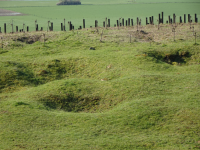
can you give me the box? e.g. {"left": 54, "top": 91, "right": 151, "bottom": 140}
{"left": 145, "top": 13, "right": 198, "bottom": 25}
{"left": 0, "top": 13, "right": 198, "bottom": 34}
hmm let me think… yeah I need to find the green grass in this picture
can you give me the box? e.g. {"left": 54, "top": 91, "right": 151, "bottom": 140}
{"left": 0, "top": 24, "right": 200, "bottom": 149}
{"left": 0, "top": 0, "right": 200, "bottom": 32}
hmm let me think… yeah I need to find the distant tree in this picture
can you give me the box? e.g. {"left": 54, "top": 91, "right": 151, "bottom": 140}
{"left": 57, "top": 0, "right": 81, "bottom": 5}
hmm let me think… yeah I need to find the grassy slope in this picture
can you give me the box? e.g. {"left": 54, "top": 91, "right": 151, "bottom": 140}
{"left": 0, "top": 0, "right": 200, "bottom": 32}
{"left": 0, "top": 24, "right": 200, "bottom": 149}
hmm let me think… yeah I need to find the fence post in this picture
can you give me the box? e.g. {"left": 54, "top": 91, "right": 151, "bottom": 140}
{"left": 4, "top": 23, "right": 6, "bottom": 34}
{"left": 23, "top": 23, "right": 25, "bottom": 32}
{"left": 180, "top": 16, "right": 182, "bottom": 23}
{"left": 184, "top": 14, "right": 186, "bottom": 23}
{"left": 108, "top": 19, "right": 110, "bottom": 27}
{"left": 27, "top": 26, "right": 29, "bottom": 32}
{"left": 61, "top": 23, "right": 63, "bottom": 31}
{"left": 71, "top": 22, "right": 73, "bottom": 30}
{"left": 126, "top": 20, "right": 127, "bottom": 27}
{"left": 128, "top": 18, "right": 130, "bottom": 26}
{"left": 83, "top": 19, "right": 85, "bottom": 28}
{"left": 168, "top": 16, "right": 170, "bottom": 24}
{"left": 122, "top": 18, "right": 124, "bottom": 26}
{"left": 149, "top": 17, "right": 151, "bottom": 25}
{"left": 146, "top": 17, "right": 148, "bottom": 25}
{"left": 103, "top": 21, "right": 105, "bottom": 27}
{"left": 95, "top": 20, "right": 97, "bottom": 27}
{"left": 158, "top": 14, "right": 161, "bottom": 24}
{"left": 64, "top": 18, "right": 66, "bottom": 31}
{"left": 105, "top": 17, "right": 107, "bottom": 29}
{"left": 137, "top": 17, "right": 139, "bottom": 31}
{"left": 173, "top": 14, "right": 176, "bottom": 24}
{"left": 1, "top": 36, "right": 2, "bottom": 48}
{"left": 152, "top": 16, "right": 154, "bottom": 25}
{"left": 195, "top": 14, "right": 197, "bottom": 23}
{"left": 51, "top": 22, "right": 53, "bottom": 31}
{"left": 36, "top": 24, "right": 38, "bottom": 31}
{"left": 16, "top": 26, "right": 18, "bottom": 32}
{"left": 188, "top": 14, "right": 190, "bottom": 23}
{"left": 47, "top": 21, "right": 50, "bottom": 32}
{"left": 162, "top": 12, "right": 164, "bottom": 24}
{"left": 131, "top": 19, "right": 133, "bottom": 26}
{"left": 35, "top": 20, "right": 37, "bottom": 31}
{"left": 0, "top": 27, "right": 1, "bottom": 33}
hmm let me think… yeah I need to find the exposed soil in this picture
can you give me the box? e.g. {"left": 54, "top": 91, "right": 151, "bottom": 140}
{"left": 0, "top": 9, "right": 24, "bottom": 16}
{"left": 15, "top": 35, "right": 43, "bottom": 44}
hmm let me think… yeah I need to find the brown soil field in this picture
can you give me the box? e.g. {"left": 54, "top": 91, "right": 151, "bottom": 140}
{"left": 0, "top": 9, "right": 24, "bottom": 16}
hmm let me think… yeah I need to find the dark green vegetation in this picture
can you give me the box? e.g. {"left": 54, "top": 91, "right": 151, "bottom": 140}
{"left": 0, "top": 23, "right": 200, "bottom": 149}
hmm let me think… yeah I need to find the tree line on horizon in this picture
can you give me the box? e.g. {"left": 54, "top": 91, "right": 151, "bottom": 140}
{"left": 57, "top": 0, "right": 81, "bottom": 5}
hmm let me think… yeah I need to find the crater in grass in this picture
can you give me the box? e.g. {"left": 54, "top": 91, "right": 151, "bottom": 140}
{"left": 39, "top": 93, "right": 101, "bottom": 112}
{"left": 15, "top": 35, "right": 43, "bottom": 44}
{"left": 146, "top": 49, "right": 191, "bottom": 65}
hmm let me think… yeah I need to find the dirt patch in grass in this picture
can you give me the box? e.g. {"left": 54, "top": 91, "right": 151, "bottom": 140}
{"left": 16, "top": 35, "right": 43, "bottom": 44}
{"left": 0, "top": 9, "right": 25, "bottom": 16}
{"left": 146, "top": 49, "right": 191, "bottom": 65}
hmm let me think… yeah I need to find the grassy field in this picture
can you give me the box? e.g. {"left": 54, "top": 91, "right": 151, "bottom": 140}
{"left": 0, "top": 22, "right": 200, "bottom": 149}
{"left": 0, "top": 0, "right": 200, "bottom": 32}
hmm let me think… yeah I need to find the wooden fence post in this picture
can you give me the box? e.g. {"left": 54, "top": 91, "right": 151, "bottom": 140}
{"left": 168, "top": 16, "right": 170, "bottom": 24}
{"left": 146, "top": 17, "right": 148, "bottom": 25}
{"left": 128, "top": 18, "right": 130, "bottom": 26}
{"left": 173, "top": 14, "right": 176, "bottom": 24}
{"left": 35, "top": 20, "right": 37, "bottom": 31}
{"left": 158, "top": 14, "right": 161, "bottom": 24}
{"left": 61, "top": 23, "right": 63, "bottom": 31}
{"left": 122, "top": 18, "right": 124, "bottom": 26}
{"left": 108, "top": 19, "right": 110, "bottom": 27}
{"left": 0, "top": 27, "right": 1, "bottom": 33}
{"left": 0, "top": 36, "right": 2, "bottom": 48}
{"left": 64, "top": 18, "right": 66, "bottom": 31}
{"left": 105, "top": 17, "right": 107, "bottom": 29}
{"left": 27, "top": 26, "right": 29, "bottom": 32}
{"left": 195, "top": 14, "right": 197, "bottom": 23}
{"left": 151, "top": 16, "right": 154, "bottom": 25}
{"left": 131, "top": 19, "right": 133, "bottom": 26}
{"left": 4, "top": 23, "right": 6, "bottom": 34}
{"left": 83, "top": 19, "right": 85, "bottom": 28}
{"left": 149, "top": 17, "right": 151, "bottom": 25}
{"left": 51, "top": 22, "right": 53, "bottom": 31}
{"left": 188, "top": 14, "right": 190, "bottom": 23}
{"left": 184, "top": 14, "right": 186, "bottom": 23}
{"left": 95, "top": 20, "right": 97, "bottom": 27}
{"left": 47, "top": 21, "right": 50, "bottom": 32}
{"left": 162, "top": 12, "right": 164, "bottom": 24}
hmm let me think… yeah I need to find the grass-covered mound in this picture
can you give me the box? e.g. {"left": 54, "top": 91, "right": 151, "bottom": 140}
{"left": 0, "top": 24, "right": 200, "bottom": 149}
